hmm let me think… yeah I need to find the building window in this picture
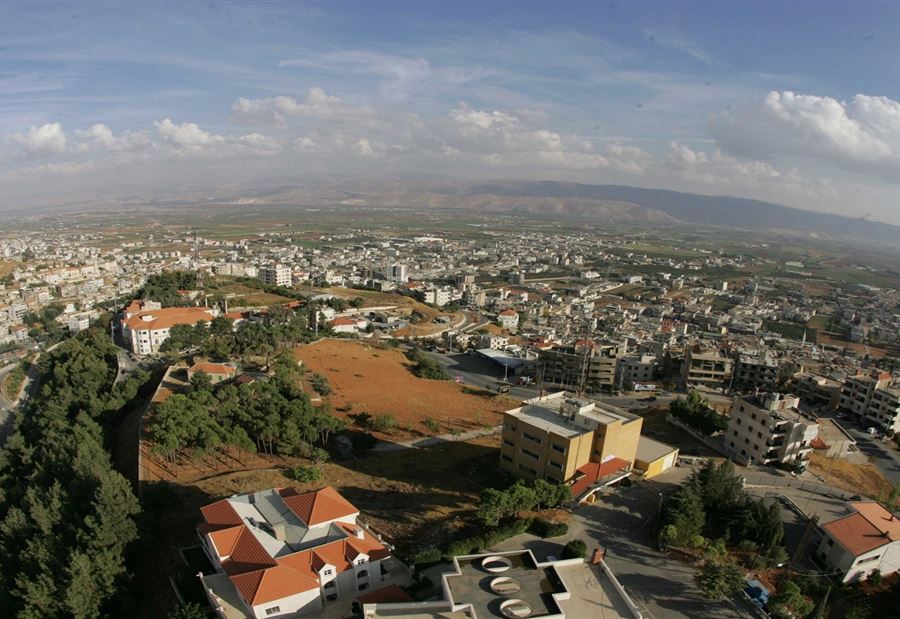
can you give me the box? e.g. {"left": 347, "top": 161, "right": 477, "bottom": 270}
{"left": 323, "top": 569, "right": 333, "bottom": 576}
{"left": 265, "top": 607, "right": 281, "bottom": 616}
{"left": 501, "top": 454, "right": 512, "bottom": 463}
{"left": 521, "top": 448, "right": 539, "bottom": 460}
{"left": 523, "top": 432, "right": 542, "bottom": 444}
{"left": 549, "top": 461, "right": 563, "bottom": 470}
{"left": 551, "top": 443, "right": 566, "bottom": 454}
{"left": 827, "top": 539, "right": 834, "bottom": 547}
{"left": 503, "top": 439, "right": 514, "bottom": 447}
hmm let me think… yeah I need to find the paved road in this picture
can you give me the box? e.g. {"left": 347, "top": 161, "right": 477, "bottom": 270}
{"left": 422, "top": 350, "right": 539, "bottom": 401}
{"left": 567, "top": 468, "right": 753, "bottom": 619}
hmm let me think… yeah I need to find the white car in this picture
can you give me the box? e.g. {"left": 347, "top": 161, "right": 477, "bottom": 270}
{"left": 867, "top": 427, "right": 877, "bottom": 435}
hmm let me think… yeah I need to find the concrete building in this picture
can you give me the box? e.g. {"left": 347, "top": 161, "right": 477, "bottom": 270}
{"left": 816, "top": 501, "right": 900, "bottom": 583}
{"left": 681, "top": 344, "right": 733, "bottom": 391}
{"left": 634, "top": 436, "right": 679, "bottom": 479}
{"left": 497, "top": 309, "right": 519, "bottom": 330}
{"left": 732, "top": 352, "right": 778, "bottom": 392}
{"left": 387, "top": 264, "right": 408, "bottom": 284}
{"left": 258, "top": 265, "right": 292, "bottom": 288}
{"left": 723, "top": 393, "right": 818, "bottom": 468}
{"left": 615, "top": 354, "right": 657, "bottom": 388}
{"left": 198, "top": 486, "right": 391, "bottom": 619}
{"left": 839, "top": 372, "right": 900, "bottom": 433}
{"left": 794, "top": 373, "right": 842, "bottom": 409}
{"left": 500, "top": 393, "right": 643, "bottom": 500}
{"left": 539, "top": 340, "right": 623, "bottom": 393}
{"left": 123, "top": 304, "right": 218, "bottom": 356}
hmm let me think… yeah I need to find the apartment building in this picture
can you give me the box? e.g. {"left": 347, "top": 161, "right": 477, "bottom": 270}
{"left": 724, "top": 393, "right": 818, "bottom": 468}
{"left": 539, "top": 340, "right": 623, "bottom": 392}
{"left": 387, "top": 264, "right": 408, "bottom": 283}
{"left": 198, "top": 486, "right": 391, "bottom": 619}
{"left": 500, "top": 393, "right": 643, "bottom": 499}
{"left": 794, "top": 372, "right": 842, "bottom": 409}
{"left": 838, "top": 372, "right": 900, "bottom": 433}
{"left": 731, "top": 353, "right": 778, "bottom": 392}
{"left": 258, "top": 265, "right": 292, "bottom": 288}
{"left": 816, "top": 501, "right": 900, "bottom": 583}
{"left": 615, "top": 354, "right": 657, "bottom": 387}
{"left": 681, "top": 344, "right": 733, "bottom": 391}
{"left": 497, "top": 309, "right": 519, "bottom": 330}
{"left": 123, "top": 304, "right": 218, "bottom": 356}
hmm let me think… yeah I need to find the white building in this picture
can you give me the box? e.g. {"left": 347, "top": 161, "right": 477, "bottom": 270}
{"left": 258, "top": 265, "right": 292, "bottom": 288}
{"left": 122, "top": 302, "right": 218, "bottom": 356}
{"left": 724, "top": 393, "right": 818, "bottom": 468}
{"left": 387, "top": 264, "right": 408, "bottom": 283}
{"left": 497, "top": 309, "right": 519, "bottom": 330}
{"left": 615, "top": 354, "right": 657, "bottom": 387}
{"left": 817, "top": 501, "right": 900, "bottom": 583}
{"left": 199, "top": 486, "right": 391, "bottom": 619}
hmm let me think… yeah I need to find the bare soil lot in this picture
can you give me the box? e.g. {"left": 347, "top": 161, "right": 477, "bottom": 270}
{"left": 295, "top": 339, "right": 519, "bottom": 437}
{"left": 808, "top": 452, "right": 894, "bottom": 499}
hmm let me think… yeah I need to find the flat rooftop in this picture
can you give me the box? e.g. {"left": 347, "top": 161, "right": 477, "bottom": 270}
{"left": 445, "top": 552, "right": 566, "bottom": 618}
{"left": 508, "top": 404, "right": 587, "bottom": 438}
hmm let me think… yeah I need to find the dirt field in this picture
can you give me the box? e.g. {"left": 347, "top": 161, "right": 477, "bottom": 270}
{"left": 317, "top": 287, "right": 464, "bottom": 337}
{"left": 0, "top": 260, "right": 16, "bottom": 277}
{"left": 808, "top": 452, "right": 894, "bottom": 499}
{"left": 815, "top": 333, "right": 887, "bottom": 358}
{"left": 295, "top": 339, "right": 519, "bottom": 437}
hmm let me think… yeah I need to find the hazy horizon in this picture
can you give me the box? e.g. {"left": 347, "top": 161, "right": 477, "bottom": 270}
{"left": 2, "top": 2, "right": 900, "bottom": 224}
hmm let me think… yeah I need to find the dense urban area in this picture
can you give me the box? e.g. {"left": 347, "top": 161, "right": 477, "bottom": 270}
{"left": 0, "top": 205, "right": 898, "bottom": 619}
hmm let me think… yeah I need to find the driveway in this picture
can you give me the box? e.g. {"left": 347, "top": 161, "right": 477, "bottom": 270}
{"left": 567, "top": 469, "right": 752, "bottom": 619}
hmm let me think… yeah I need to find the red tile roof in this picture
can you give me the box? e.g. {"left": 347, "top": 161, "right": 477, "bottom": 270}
{"left": 278, "top": 486, "right": 359, "bottom": 526}
{"left": 356, "top": 584, "right": 413, "bottom": 605}
{"left": 124, "top": 306, "right": 213, "bottom": 331}
{"left": 571, "top": 457, "right": 631, "bottom": 496}
{"left": 190, "top": 362, "right": 236, "bottom": 376}
{"left": 200, "top": 499, "right": 242, "bottom": 531}
{"left": 822, "top": 513, "right": 892, "bottom": 556}
{"left": 221, "top": 527, "right": 277, "bottom": 576}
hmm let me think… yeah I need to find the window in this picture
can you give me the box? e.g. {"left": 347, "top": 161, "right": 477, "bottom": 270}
{"left": 521, "top": 448, "right": 539, "bottom": 460}
{"left": 827, "top": 539, "right": 834, "bottom": 547}
{"left": 503, "top": 439, "right": 514, "bottom": 447}
{"left": 265, "top": 607, "right": 281, "bottom": 616}
{"left": 551, "top": 443, "right": 566, "bottom": 454}
{"left": 523, "top": 432, "right": 542, "bottom": 444}
{"left": 549, "top": 460, "right": 563, "bottom": 470}
{"left": 323, "top": 568, "right": 333, "bottom": 576}
{"left": 501, "top": 454, "right": 512, "bottom": 463}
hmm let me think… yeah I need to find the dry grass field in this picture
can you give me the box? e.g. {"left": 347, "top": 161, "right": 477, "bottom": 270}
{"left": 317, "top": 287, "right": 464, "bottom": 336}
{"left": 808, "top": 452, "right": 894, "bottom": 500}
{"left": 294, "top": 339, "right": 518, "bottom": 437}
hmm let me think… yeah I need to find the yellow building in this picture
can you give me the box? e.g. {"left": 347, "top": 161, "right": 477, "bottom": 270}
{"left": 500, "top": 392, "right": 646, "bottom": 499}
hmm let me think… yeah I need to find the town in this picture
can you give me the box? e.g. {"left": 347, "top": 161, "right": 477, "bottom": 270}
{"left": 0, "top": 206, "right": 898, "bottom": 619}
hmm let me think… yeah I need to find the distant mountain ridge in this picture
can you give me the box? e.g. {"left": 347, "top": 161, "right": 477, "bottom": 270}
{"left": 411, "top": 180, "right": 898, "bottom": 243}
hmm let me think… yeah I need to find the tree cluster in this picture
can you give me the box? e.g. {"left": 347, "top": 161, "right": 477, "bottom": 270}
{"left": 657, "top": 460, "right": 784, "bottom": 563}
{"left": 669, "top": 390, "right": 728, "bottom": 436}
{"left": 0, "top": 326, "right": 144, "bottom": 617}
{"left": 147, "top": 352, "right": 343, "bottom": 461}
{"left": 406, "top": 348, "right": 450, "bottom": 380}
{"left": 160, "top": 306, "right": 315, "bottom": 363}
{"left": 138, "top": 271, "right": 198, "bottom": 307}
{"left": 476, "top": 479, "right": 572, "bottom": 526}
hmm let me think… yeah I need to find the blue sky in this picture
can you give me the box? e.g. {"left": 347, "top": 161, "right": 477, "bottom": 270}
{"left": 2, "top": 1, "right": 900, "bottom": 223}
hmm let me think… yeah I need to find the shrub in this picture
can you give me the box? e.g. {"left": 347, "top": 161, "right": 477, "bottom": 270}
{"left": 562, "top": 539, "right": 587, "bottom": 559}
{"left": 291, "top": 465, "right": 323, "bottom": 483}
{"left": 168, "top": 602, "right": 209, "bottom": 619}
{"left": 309, "top": 447, "right": 329, "bottom": 464}
{"left": 310, "top": 373, "right": 332, "bottom": 395}
{"left": 412, "top": 546, "right": 443, "bottom": 566}
{"left": 369, "top": 414, "right": 398, "bottom": 433}
{"left": 423, "top": 418, "right": 441, "bottom": 433}
{"left": 529, "top": 519, "right": 569, "bottom": 538}
{"left": 444, "top": 537, "right": 484, "bottom": 559}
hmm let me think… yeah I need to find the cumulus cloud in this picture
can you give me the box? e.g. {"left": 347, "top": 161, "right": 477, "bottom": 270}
{"left": 153, "top": 118, "right": 280, "bottom": 157}
{"left": 6, "top": 159, "right": 95, "bottom": 179}
{"left": 11, "top": 123, "right": 67, "bottom": 154}
{"left": 73, "top": 124, "right": 152, "bottom": 152}
{"left": 713, "top": 91, "right": 900, "bottom": 179}
{"left": 231, "top": 88, "right": 378, "bottom": 129}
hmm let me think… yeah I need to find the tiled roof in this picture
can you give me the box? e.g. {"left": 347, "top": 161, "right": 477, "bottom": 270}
{"left": 200, "top": 499, "right": 242, "bottom": 531}
{"left": 499, "top": 309, "right": 518, "bottom": 316}
{"left": 822, "top": 513, "right": 892, "bottom": 556}
{"left": 571, "top": 457, "right": 631, "bottom": 497}
{"left": 124, "top": 306, "right": 213, "bottom": 331}
{"left": 232, "top": 564, "right": 319, "bottom": 606}
{"left": 221, "top": 527, "right": 277, "bottom": 576}
{"left": 279, "top": 486, "right": 359, "bottom": 526}
{"left": 209, "top": 525, "right": 245, "bottom": 558}
{"left": 191, "top": 362, "right": 236, "bottom": 376}
{"left": 851, "top": 501, "right": 900, "bottom": 540}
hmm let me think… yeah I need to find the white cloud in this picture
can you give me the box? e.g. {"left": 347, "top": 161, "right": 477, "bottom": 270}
{"left": 713, "top": 91, "right": 900, "bottom": 179}
{"left": 154, "top": 118, "right": 225, "bottom": 151}
{"left": 11, "top": 123, "right": 67, "bottom": 154}
{"left": 73, "top": 124, "right": 151, "bottom": 152}
{"left": 231, "top": 88, "right": 378, "bottom": 129}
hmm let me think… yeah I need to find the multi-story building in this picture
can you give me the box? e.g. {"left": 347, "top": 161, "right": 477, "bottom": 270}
{"left": 123, "top": 303, "right": 218, "bottom": 355}
{"left": 681, "top": 344, "right": 733, "bottom": 391}
{"left": 615, "top": 354, "right": 657, "bottom": 388}
{"left": 387, "top": 264, "right": 408, "bottom": 283}
{"left": 816, "top": 501, "right": 900, "bottom": 583}
{"left": 198, "top": 486, "right": 391, "bottom": 619}
{"left": 497, "top": 309, "right": 519, "bottom": 330}
{"left": 731, "top": 352, "right": 778, "bottom": 392}
{"left": 258, "top": 265, "right": 292, "bottom": 288}
{"left": 838, "top": 372, "right": 899, "bottom": 433}
{"left": 539, "top": 340, "right": 623, "bottom": 393}
{"left": 838, "top": 372, "right": 891, "bottom": 416}
{"left": 723, "top": 393, "right": 818, "bottom": 468}
{"left": 500, "top": 393, "right": 645, "bottom": 499}
{"left": 794, "top": 372, "right": 842, "bottom": 409}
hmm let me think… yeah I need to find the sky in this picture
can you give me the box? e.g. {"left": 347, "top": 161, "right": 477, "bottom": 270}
{"left": 2, "top": 0, "right": 900, "bottom": 223}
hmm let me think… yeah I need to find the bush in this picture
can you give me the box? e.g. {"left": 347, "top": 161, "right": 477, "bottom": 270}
{"left": 562, "top": 539, "right": 587, "bottom": 559}
{"left": 412, "top": 546, "right": 443, "bottom": 566}
{"left": 168, "top": 602, "right": 209, "bottom": 619}
{"left": 310, "top": 373, "right": 332, "bottom": 395}
{"left": 423, "top": 418, "right": 441, "bottom": 433}
{"left": 290, "top": 465, "right": 323, "bottom": 483}
{"left": 529, "top": 519, "right": 569, "bottom": 538}
{"left": 369, "top": 414, "right": 398, "bottom": 433}
{"left": 444, "top": 537, "right": 484, "bottom": 559}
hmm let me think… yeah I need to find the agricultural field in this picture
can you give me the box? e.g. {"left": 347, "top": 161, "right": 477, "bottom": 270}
{"left": 294, "top": 339, "right": 518, "bottom": 437}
